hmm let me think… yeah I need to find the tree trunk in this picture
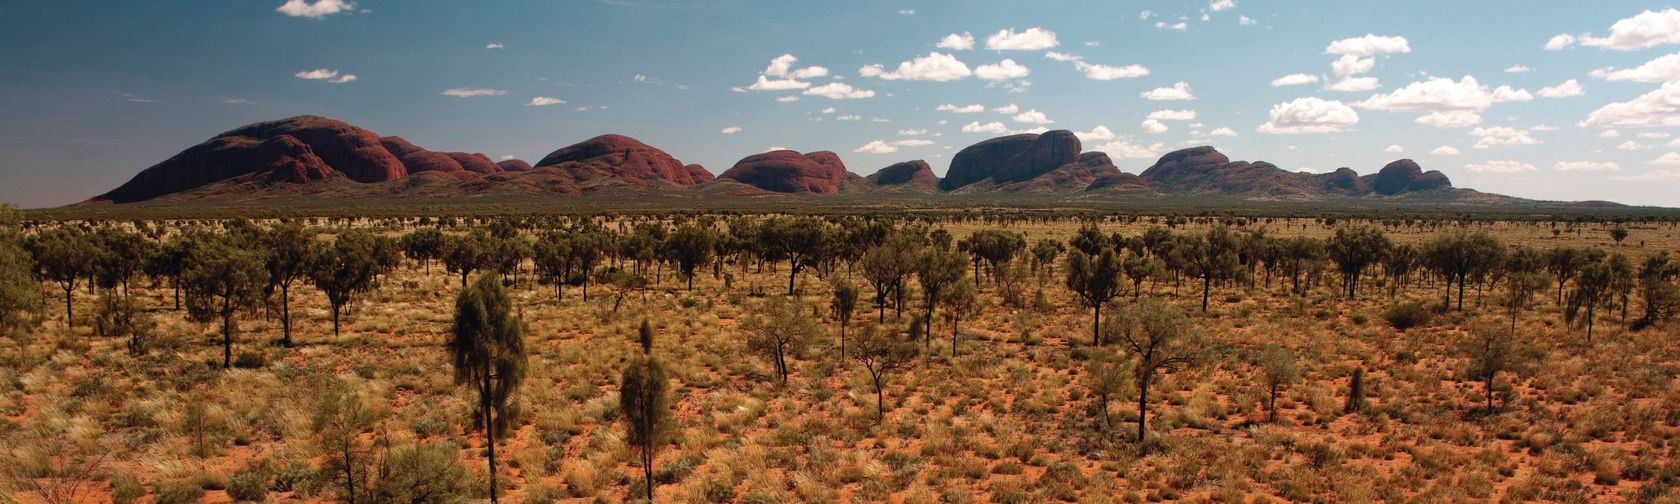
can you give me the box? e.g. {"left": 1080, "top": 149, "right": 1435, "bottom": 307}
{"left": 63, "top": 287, "right": 73, "bottom": 324}
{"left": 1201, "top": 274, "right": 1212, "bottom": 312}
{"left": 873, "top": 374, "right": 885, "bottom": 421}
{"left": 1136, "top": 372, "right": 1151, "bottom": 443}
{"left": 281, "top": 284, "right": 292, "bottom": 347}
{"left": 483, "top": 379, "right": 499, "bottom": 504}
{"left": 1091, "top": 304, "right": 1102, "bottom": 347}
{"left": 1267, "top": 384, "right": 1278, "bottom": 423}
{"left": 221, "top": 299, "right": 233, "bottom": 369}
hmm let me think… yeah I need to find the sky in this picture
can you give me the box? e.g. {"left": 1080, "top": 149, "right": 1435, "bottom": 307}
{"left": 2, "top": 0, "right": 1679, "bottom": 208}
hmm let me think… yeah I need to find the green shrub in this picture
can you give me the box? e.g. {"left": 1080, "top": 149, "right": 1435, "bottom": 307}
{"left": 1382, "top": 302, "right": 1432, "bottom": 330}
{"left": 227, "top": 468, "right": 269, "bottom": 502}
{"left": 233, "top": 350, "right": 266, "bottom": 369}
{"left": 110, "top": 474, "right": 146, "bottom": 504}
{"left": 152, "top": 481, "right": 206, "bottom": 504}
{"left": 370, "top": 444, "right": 469, "bottom": 503}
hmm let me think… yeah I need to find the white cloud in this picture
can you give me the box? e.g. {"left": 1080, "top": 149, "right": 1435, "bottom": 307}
{"left": 222, "top": 98, "right": 251, "bottom": 105}
{"left": 898, "top": 8, "right": 915, "bottom": 15}
{"left": 1416, "top": 111, "right": 1482, "bottom": 129}
{"left": 1210, "top": 127, "right": 1237, "bottom": 137}
{"left": 1619, "top": 141, "right": 1644, "bottom": 150}
{"left": 1384, "top": 144, "right": 1404, "bottom": 153}
{"left": 1504, "top": 64, "right": 1531, "bottom": 73}
{"left": 1610, "top": 169, "right": 1680, "bottom": 181}
{"left": 1579, "top": 9, "right": 1680, "bottom": 50}
{"left": 898, "top": 128, "right": 927, "bottom": 136}
{"left": 1545, "top": 33, "right": 1577, "bottom": 50}
{"left": 1430, "top": 145, "right": 1462, "bottom": 155}
{"left": 1257, "top": 97, "right": 1359, "bottom": 134}
{"left": 527, "top": 96, "right": 565, "bottom": 106}
{"left": 1044, "top": 51, "right": 1080, "bottom": 62}
{"left": 764, "top": 54, "right": 799, "bottom": 77}
{"left": 1640, "top": 132, "right": 1671, "bottom": 138}
{"left": 1141, "top": 81, "right": 1195, "bottom": 101}
{"left": 441, "top": 87, "right": 506, "bottom": 97}
{"left": 295, "top": 68, "right": 341, "bottom": 80}
{"left": 1155, "top": 21, "right": 1188, "bottom": 31}
{"left": 1012, "top": 110, "right": 1053, "bottom": 125}
{"left": 962, "top": 121, "right": 1009, "bottom": 134}
{"left": 836, "top": 115, "right": 861, "bottom": 121}
{"left": 1355, "top": 76, "right": 1531, "bottom": 127}
{"left": 1141, "top": 119, "right": 1169, "bottom": 133}
{"left": 775, "top": 95, "right": 800, "bottom": 103}
{"left": 1326, "top": 76, "right": 1381, "bottom": 92}
{"left": 1075, "top": 61, "right": 1150, "bottom": 80}
{"left": 937, "top": 32, "right": 975, "bottom": 50}
{"left": 745, "top": 74, "right": 811, "bottom": 91}
{"left": 1600, "top": 130, "right": 1622, "bottom": 138}
{"left": 893, "top": 139, "right": 935, "bottom": 147}
{"left": 1538, "top": 79, "right": 1585, "bottom": 98}
{"left": 991, "top": 103, "right": 1019, "bottom": 114}
{"left": 937, "top": 103, "right": 985, "bottom": 113}
{"left": 328, "top": 74, "right": 357, "bottom": 84}
{"left": 1332, "top": 55, "right": 1375, "bottom": 77}
{"left": 985, "top": 27, "right": 1060, "bottom": 50}
{"left": 1147, "top": 109, "right": 1197, "bottom": 121}
{"left": 855, "top": 140, "right": 898, "bottom": 154}
{"left": 1210, "top": 0, "right": 1235, "bottom": 11}
{"left": 486, "top": 43, "right": 504, "bottom": 49}
{"left": 740, "top": 54, "right": 829, "bottom": 94}
{"left": 1581, "top": 81, "right": 1680, "bottom": 127}
{"left": 720, "top": 126, "right": 742, "bottom": 135}
{"left": 1465, "top": 160, "right": 1538, "bottom": 173}
{"left": 1555, "top": 161, "right": 1620, "bottom": 172}
{"left": 1239, "top": 15, "right": 1256, "bottom": 26}
{"left": 803, "top": 82, "right": 875, "bottom": 99}
{"left": 865, "top": 52, "right": 972, "bottom": 81}
{"left": 1470, "top": 126, "right": 1541, "bottom": 149}
{"left": 1650, "top": 152, "right": 1680, "bottom": 165}
{"left": 790, "top": 66, "right": 830, "bottom": 79}
{"left": 1271, "top": 73, "right": 1320, "bottom": 86}
{"left": 1591, "top": 53, "right": 1680, "bottom": 83}
{"left": 1324, "top": 34, "right": 1411, "bottom": 56}
{"left": 975, "top": 59, "right": 1031, "bottom": 80}
{"left": 1139, "top": 10, "right": 1153, "bottom": 20}
{"left": 276, "top": 0, "right": 354, "bottom": 18}
{"left": 1092, "top": 139, "right": 1167, "bottom": 159}
{"left": 1076, "top": 125, "right": 1116, "bottom": 141}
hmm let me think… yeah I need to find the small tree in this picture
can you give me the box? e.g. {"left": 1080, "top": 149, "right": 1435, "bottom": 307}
{"left": 942, "top": 279, "right": 977, "bottom": 356}
{"left": 1065, "top": 249, "right": 1124, "bottom": 346}
{"left": 313, "top": 383, "right": 379, "bottom": 504}
{"left": 1327, "top": 226, "right": 1391, "bottom": 300}
{"left": 443, "top": 231, "right": 492, "bottom": 289}
{"left": 0, "top": 214, "right": 34, "bottom": 332}
{"left": 1255, "top": 345, "right": 1299, "bottom": 423}
{"left": 1503, "top": 271, "right": 1549, "bottom": 334}
{"left": 402, "top": 228, "right": 445, "bottom": 276}
{"left": 310, "top": 230, "right": 382, "bottom": 337}
{"left": 1610, "top": 226, "right": 1629, "bottom": 246}
{"left": 860, "top": 239, "right": 912, "bottom": 322}
{"left": 665, "top": 223, "right": 715, "bottom": 291}
{"left": 850, "top": 324, "right": 915, "bottom": 421}
{"left": 182, "top": 236, "right": 267, "bottom": 369}
{"left": 832, "top": 278, "right": 859, "bottom": 359}
{"left": 744, "top": 296, "right": 818, "bottom": 385}
{"left": 29, "top": 228, "right": 93, "bottom": 324}
{"left": 1546, "top": 247, "right": 1587, "bottom": 306}
{"left": 1566, "top": 259, "right": 1612, "bottom": 344}
{"left": 447, "top": 275, "right": 528, "bottom": 504}
{"left": 1344, "top": 367, "right": 1365, "bottom": 413}
{"left": 914, "top": 246, "right": 968, "bottom": 348}
{"left": 1461, "top": 324, "right": 1539, "bottom": 412}
{"left": 620, "top": 320, "right": 674, "bottom": 503}
{"left": 264, "top": 222, "right": 315, "bottom": 346}
{"left": 1110, "top": 300, "right": 1205, "bottom": 443}
{"left": 1083, "top": 349, "right": 1131, "bottom": 430}
{"left": 1181, "top": 227, "right": 1243, "bottom": 312}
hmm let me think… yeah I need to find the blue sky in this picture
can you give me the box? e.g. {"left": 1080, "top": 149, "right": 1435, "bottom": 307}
{"left": 2, "top": 0, "right": 1679, "bottom": 208}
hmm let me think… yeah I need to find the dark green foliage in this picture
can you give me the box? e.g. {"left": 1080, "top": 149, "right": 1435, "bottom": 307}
{"left": 1109, "top": 300, "right": 1206, "bottom": 443}
{"left": 314, "top": 384, "right": 379, "bottom": 503}
{"left": 1327, "top": 226, "right": 1391, "bottom": 300}
{"left": 1065, "top": 249, "right": 1124, "bottom": 347}
{"left": 181, "top": 234, "right": 268, "bottom": 368}
{"left": 310, "top": 229, "right": 383, "bottom": 337}
{"left": 264, "top": 221, "right": 315, "bottom": 346}
{"left": 621, "top": 328, "right": 674, "bottom": 503}
{"left": 1382, "top": 302, "right": 1433, "bottom": 331}
{"left": 914, "top": 245, "right": 967, "bottom": 348}
{"left": 402, "top": 227, "right": 446, "bottom": 276}
{"left": 443, "top": 230, "right": 493, "bottom": 289}
{"left": 831, "top": 278, "right": 859, "bottom": 358}
{"left": 227, "top": 467, "right": 269, "bottom": 502}
{"left": 1566, "top": 257, "right": 1613, "bottom": 343}
{"left": 370, "top": 444, "right": 471, "bottom": 504}
{"left": 1344, "top": 368, "right": 1365, "bottom": 414}
{"left": 28, "top": 227, "right": 94, "bottom": 323}
{"left": 448, "top": 275, "right": 528, "bottom": 504}
{"left": 665, "top": 223, "right": 715, "bottom": 291}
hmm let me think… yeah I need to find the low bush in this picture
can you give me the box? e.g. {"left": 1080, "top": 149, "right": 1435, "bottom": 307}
{"left": 1382, "top": 302, "right": 1432, "bottom": 331}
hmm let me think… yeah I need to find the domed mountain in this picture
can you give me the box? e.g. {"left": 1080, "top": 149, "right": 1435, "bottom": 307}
{"left": 1137, "top": 146, "right": 1452, "bottom": 199}
{"left": 717, "top": 150, "right": 861, "bottom": 194}
{"left": 534, "top": 134, "right": 711, "bottom": 188}
{"left": 863, "top": 160, "right": 939, "bottom": 193}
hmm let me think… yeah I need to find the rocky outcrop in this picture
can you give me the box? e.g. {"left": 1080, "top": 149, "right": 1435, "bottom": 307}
{"left": 866, "top": 160, "right": 938, "bottom": 186}
{"left": 1316, "top": 168, "right": 1368, "bottom": 196}
{"left": 1364, "top": 159, "right": 1451, "bottom": 195}
{"left": 496, "top": 159, "right": 532, "bottom": 172}
{"left": 942, "top": 130, "right": 1082, "bottom": 191}
{"left": 534, "top": 134, "right": 707, "bottom": 187}
{"left": 684, "top": 164, "right": 715, "bottom": 183}
{"left": 718, "top": 150, "right": 859, "bottom": 194}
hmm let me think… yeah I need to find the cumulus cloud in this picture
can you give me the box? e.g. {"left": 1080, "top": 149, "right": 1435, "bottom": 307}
{"left": 1620, "top": 141, "right": 1646, "bottom": 150}
{"left": 1324, "top": 34, "right": 1412, "bottom": 56}
{"left": 1093, "top": 139, "right": 1167, "bottom": 159}
{"left": 1384, "top": 144, "right": 1404, "bottom": 153}
{"left": 985, "top": 27, "right": 1060, "bottom": 50}
{"left": 991, "top": 104, "right": 1019, "bottom": 114}
{"left": 1210, "top": 127, "right": 1237, "bottom": 136}
{"left": 441, "top": 87, "right": 506, "bottom": 97}
{"left": 975, "top": 59, "right": 1031, "bottom": 80}
{"left": 328, "top": 74, "right": 357, "bottom": 84}
{"left": 1271, "top": 73, "right": 1320, "bottom": 86}
{"left": 1545, "top": 33, "right": 1577, "bottom": 50}
{"left": 720, "top": 126, "right": 742, "bottom": 135}
{"left": 937, "top": 103, "right": 985, "bottom": 113}
{"left": 1156, "top": 21, "right": 1188, "bottom": 31}
{"left": 1430, "top": 145, "right": 1462, "bottom": 155}
{"left": 1239, "top": 15, "right": 1257, "bottom": 26}
{"left": 898, "top": 128, "right": 928, "bottom": 136}
{"left": 1470, "top": 126, "right": 1541, "bottom": 149}
{"left": 276, "top": 0, "right": 354, "bottom": 18}
{"left": 738, "top": 54, "right": 833, "bottom": 95}
{"left": 1257, "top": 97, "right": 1359, "bottom": 134}
{"left": 1465, "top": 160, "right": 1537, "bottom": 173}
{"left": 1076, "top": 125, "right": 1116, "bottom": 141}
{"left": 1147, "top": 109, "right": 1197, "bottom": 121}
{"left": 862, "top": 52, "right": 972, "bottom": 81}
{"left": 1076, "top": 61, "right": 1150, "bottom": 80}
{"left": 1579, "top": 9, "right": 1680, "bottom": 50}
{"left": 1590, "top": 53, "right": 1680, "bottom": 83}
{"left": 775, "top": 95, "right": 800, "bottom": 103}
{"left": 1651, "top": 152, "right": 1680, "bottom": 165}
{"left": 1012, "top": 110, "right": 1053, "bottom": 125}
{"left": 486, "top": 43, "right": 504, "bottom": 49}
{"left": 854, "top": 140, "right": 898, "bottom": 154}
{"left": 1504, "top": 64, "right": 1531, "bottom": 73}
{"left": 1141, "top": 119, "right": 1169, "bottom": 133}
{"left": 835, "top": 115, "right": 861, "bottom": 121}
{"left": 1600, "top": 129, "right": 1622, "bottom": 138}
{"left": 527, "top": 96, "right": 565, "bottom": 106}
{"left": 1581, "top": 81, "right": 1680, "bottom": 127}
{"left": 295, "top": 68, "right": 341, "bottom": 80}
{"left": 1555, "top": 161, "right": 1620, "bottom": 172}
{"left": 962, "top": 121, "right": 1009, "bottom": 134}
{"left": 1332, "top": 55, "right": 1375, "bottom": 77}
{"left": 1210, "top": 0, "right": 1235, "bottom": 11}
{"left": 1141, "top": 81, "right": 1195, "bottom": 100}
{"left": 1355, "top": 76, "right": 1531, "bottom": 128}
{"left": 937, "top": 32, "right": 975, "bottom": 50}
{"left": 803, "top": 82, "right": 875, "bottom": 99}
{"left": 893, "top": 139, "right": 935, "bottom": 147}
{"left": 1326, "top": 77, "right": 1381, "bottom": 92}
{"left": 1538, "top": 79, "right": 1585, "bottom": 98}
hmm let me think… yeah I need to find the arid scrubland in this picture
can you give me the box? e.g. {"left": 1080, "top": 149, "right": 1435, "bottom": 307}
{"left": 2, "top": 208, "right": 1679, "bottom": 503}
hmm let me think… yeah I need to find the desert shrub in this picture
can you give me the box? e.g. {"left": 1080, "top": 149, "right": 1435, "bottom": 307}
{"left": 1383, "top": 302, "right": 1432, "bottom": 330}
{"left": 227, "top": 468, "right": 269, "bottom": 502}
{"left": 233, "top": 350, "right": 266, "bottom": 369}
{"left": 152, "top": 481, "right": 206, "bottom": 504}
{"left": 110, "top": 474, "right": 145, "bottom": 504}
{"left": 370, "top": 444, "right": 470, "bottom": 503}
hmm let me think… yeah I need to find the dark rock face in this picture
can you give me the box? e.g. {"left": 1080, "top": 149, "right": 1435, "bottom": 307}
{"left": 217, "top": 116, "right": 406, "bottom": 183}
{"left": 718, "top": 150, "right": 856, "bottom": 194}
{"left": 1366, "top": 159, "right": 1451, "bottom": 195}
{"left": 534, "top": 134, "right": 707, "bottom": 187}
{"left": 496, "top": 159, "right": 532, "bottom": 172}
{"left": 381, "top": 136, "right": 466, "bottom": 174}
{"left": 446, "top": 152, "right": 501, "bottom": 174}
{"left": 684, "top": 164, "right": 715, "bottom": 183}
{"left": 1317, "top": 168, "right": 1368, "bottom": 195}
{"left": 866, "top": 160, "right": 938, "bottom": 186}
{"left": 942, "top": 130, "right": 1082, "bottom": 191}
